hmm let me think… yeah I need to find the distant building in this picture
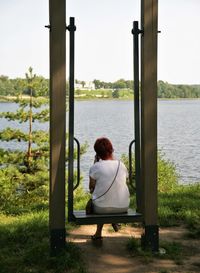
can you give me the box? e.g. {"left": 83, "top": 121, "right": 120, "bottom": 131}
{"left": 75, "top": 81, "right": 95, "bottom": 90}
{"left": 75, "top": 83, "right": 83, "bottom": 90}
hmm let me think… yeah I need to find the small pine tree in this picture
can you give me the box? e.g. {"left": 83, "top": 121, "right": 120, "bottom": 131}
{"left": 0, "top": 68, "right": 50, "bottom": 213}
{"left": 0, "top": 68, "right": 87, "bottom": 214}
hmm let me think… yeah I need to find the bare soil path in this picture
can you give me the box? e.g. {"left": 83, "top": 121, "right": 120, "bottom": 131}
{"left": 68, "top": 224, "right": 200, "bottom": 273}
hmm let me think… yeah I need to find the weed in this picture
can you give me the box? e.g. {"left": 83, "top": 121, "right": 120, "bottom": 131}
{"left": 126, "top": 237, "right": 193, "bottom": 266}
{"left": 158, "top": 270, "right": 169, "bottom": 273}
{"left": 126, "top": 237, "right": 153, "bottom": 263}
{"left": 157, "top": 240, "right": 193, "bottom": 265}
{"left": 185, "top": 222, "right": 200, "bottom": 239}
{"left": 127, "top": 236, "right": 140, "bottom": 252}
{"left": 192, "top": 262, "right": 200, "bottom": 268}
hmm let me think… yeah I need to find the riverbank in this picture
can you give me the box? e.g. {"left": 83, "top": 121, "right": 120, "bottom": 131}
{"left": 0, "top": 95, "right": 48, "bottom": 103}
{"left": 1, "top": 94, "right": 200, "bottom": 103}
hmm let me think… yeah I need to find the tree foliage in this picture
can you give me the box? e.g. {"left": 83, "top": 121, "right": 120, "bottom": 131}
{"left": 121, "top": 151, "right": 179, "bottom": 195}
{"left": 112, "top": 89, "right": 120, "bottom": 98}
{"left": 157, "top": 81, "right": 200, "bottom": 98}
{"left": 0, "top": 67, "right": 87, "bottom": 214}
{"left": 93, "top": 78, "right": 133, "bottom": 90}
{"left": 0, "top": 73, "right": 49, "bottom": 97}
{"left": 1, "top": 74, "right": 200, "bottom": 98}
{"left": 92, "top": 79, "right": 200, "bottom": 98}
{"left": 0, "top": 68, "right": 50, "bottom": 213}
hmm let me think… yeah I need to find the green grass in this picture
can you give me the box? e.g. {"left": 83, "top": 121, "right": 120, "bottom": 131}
{"left": 0, "top": 151, "right": 200, "bottom": 272}
{"left": 129, "top": 183, "right": 200, "bottom": 232}
{"left": 74, "top": 88, "right": 133, "bottom": 100}
{"left": 159, "top": 184, "right": 200, "bottom": 231}
{"left": 123, "top": 152, "right": 200, "bottom": 232}
{"left": 129, "top": 184, "right": 200, "bottom": 232}
{"left": 0, "top": 185, "right": 199, "bottom": 273}
{"left": 0, "top": 211, "right": 86, "bottom": 273}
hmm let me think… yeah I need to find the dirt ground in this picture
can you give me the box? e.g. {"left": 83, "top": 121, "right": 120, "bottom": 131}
{"left": 68, "top": 224, "right": 200, "bottom": 273}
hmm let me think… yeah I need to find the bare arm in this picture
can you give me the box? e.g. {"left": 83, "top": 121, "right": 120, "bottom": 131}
{"left": 89, "top": 154, "right": 99, "bottom": 193}
{"left": 89, "top": 176, "right": 96, "bottom": 193}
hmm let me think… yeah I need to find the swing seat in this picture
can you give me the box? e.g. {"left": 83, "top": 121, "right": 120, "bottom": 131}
{"left": 70, "top": 209, "right": 142, "bottom": 225}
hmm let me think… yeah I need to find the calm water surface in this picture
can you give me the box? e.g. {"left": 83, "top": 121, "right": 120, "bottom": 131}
{"left": 0, "top": 100, "right": 200, "bottom": 187}
{"left": 73, "top": 99, "right": 200, "bottom": 186}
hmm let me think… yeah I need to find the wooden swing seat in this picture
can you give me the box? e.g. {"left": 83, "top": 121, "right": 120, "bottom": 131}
{"left": 70, "top": 209, "right": 143, "bottom": 225}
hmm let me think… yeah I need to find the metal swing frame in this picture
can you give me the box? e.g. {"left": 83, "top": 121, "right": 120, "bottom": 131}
{"left": 67, "top": 17, "right": 142, "bottom": 225}
{"left": 48, "top": 0, "right": 159, "bottom": 254}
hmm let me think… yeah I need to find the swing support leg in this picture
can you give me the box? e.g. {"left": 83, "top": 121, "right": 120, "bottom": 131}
{"left": 49, "top": 0, "right": 66, "bottom": 255}
{"left": 140, "top": 0, "right": 159, "bottom": 252}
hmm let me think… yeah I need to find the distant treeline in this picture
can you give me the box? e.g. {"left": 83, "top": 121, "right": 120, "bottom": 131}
{"left": 157, "top": 81, "right": 200, "bottom": 98}
{"left": 0, "top": 75, "right": 200, "bottom": 98}
{"left": 94, "top": 79, "right": 200, "bottom": 98}
{"left": 0, "top": 75, "right": 49, "bottom": 97}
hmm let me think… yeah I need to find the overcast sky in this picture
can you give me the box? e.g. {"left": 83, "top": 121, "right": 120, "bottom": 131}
{"left": 0, "top": 0, "right": 200, "bottom": 84}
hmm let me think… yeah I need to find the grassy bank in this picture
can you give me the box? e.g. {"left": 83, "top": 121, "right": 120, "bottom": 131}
{"left": 159, "top": 184, "right": 200, "bottom": 233}
{"left": 124, "top": 153, "right": 200, "bottom": 236}
{"left": 2, "top": 94, "right": 200, "bottom": 103}
{"left": 0, "top": 182, "right": 199, "bottom": 272}
{"left": 0, "top": 95, "right": 49, "bottom": 104}
{"left": 128, "top": 183, "right": 200, "bottom": 234}
{"left": 74, "top": 88, "right": 133, "bottom": 100}
{"left": 0, "top": 211, "right": 86, "bottom": 273}
{"left": 0, "top": 154, "right": 199, "bottom": 272}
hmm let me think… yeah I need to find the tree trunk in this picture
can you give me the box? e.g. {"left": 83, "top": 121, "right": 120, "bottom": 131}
{"left": 27, "top": 88, "right": 33, "bottom": 165}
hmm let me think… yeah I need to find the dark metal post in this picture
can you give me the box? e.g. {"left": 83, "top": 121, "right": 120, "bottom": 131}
{"left": 132, "top": 21, "right": 142, "bottom": 213}
{"left": 73, "top": 137, "right": 81, "bottom": 190}
{"left": 128, "top": 139, "right": 135, "bottom": 186}
{"left": 67, "top": 17, "right": 76, "bottom": 221}
{"left": 49, "top": 0, "right": 66, "bottom": 255}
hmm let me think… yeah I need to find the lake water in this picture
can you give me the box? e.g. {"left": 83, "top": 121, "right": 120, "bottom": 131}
{"left": 0, "top": 100, "right": 200, "bottom": 187}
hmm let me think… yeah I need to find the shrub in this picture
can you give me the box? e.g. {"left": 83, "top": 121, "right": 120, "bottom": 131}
{"left": 158, "top": 152, "right": 179, "bottom": 192}
{"left": 121, "top": 151, "right": 179, "bottom": 194}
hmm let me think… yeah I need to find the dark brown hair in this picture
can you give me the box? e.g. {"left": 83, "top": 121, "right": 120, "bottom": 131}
{"left": 94, "top": 137, "right": 114, "bottom": 160}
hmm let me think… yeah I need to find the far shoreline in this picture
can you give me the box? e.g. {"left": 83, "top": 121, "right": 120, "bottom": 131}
{"left": 1, "top": 95, "right": 200, "bottom": 103}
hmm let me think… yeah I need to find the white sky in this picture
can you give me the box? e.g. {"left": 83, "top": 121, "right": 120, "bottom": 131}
{"left": 0, "top": 0, "right": 200, "bottom": 84}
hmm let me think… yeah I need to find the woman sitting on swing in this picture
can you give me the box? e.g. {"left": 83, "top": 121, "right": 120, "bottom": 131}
{"left": 89, "top": 137, "right": 130, "bottom": 240}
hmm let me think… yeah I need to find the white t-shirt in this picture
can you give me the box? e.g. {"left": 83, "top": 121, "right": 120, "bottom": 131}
{"left": 89, "top": 160, "right": 130, "bottom": 208}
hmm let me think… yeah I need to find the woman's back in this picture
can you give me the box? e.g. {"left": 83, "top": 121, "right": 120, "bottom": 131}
{"left": 89, "top": 159, "right": 130, "bottom": 209}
